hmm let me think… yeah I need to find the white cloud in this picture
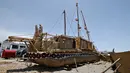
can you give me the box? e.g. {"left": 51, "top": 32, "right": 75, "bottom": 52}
{"left": 0, "top": 28, "right": 33, "bottom": 42}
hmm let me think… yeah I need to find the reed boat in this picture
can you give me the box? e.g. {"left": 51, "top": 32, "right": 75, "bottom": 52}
{"left": 8, "top": 2, "right": 100, "bottom": 67}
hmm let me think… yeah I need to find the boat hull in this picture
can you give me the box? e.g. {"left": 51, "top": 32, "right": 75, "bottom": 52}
{"left": 28, "top": 54, "right": 99, "bottom": 67}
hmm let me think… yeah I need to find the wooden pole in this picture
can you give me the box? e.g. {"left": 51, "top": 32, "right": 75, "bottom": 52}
{"left": 102, "top": 58, "right": 120, "bottom": 73}
{"left": 28, "top": 40, "right": 38, "bottom": 52}
{"left": 24, "top": 41, "right": 29, "bottom": 51}
{"left": 76, "top": 2, "right": 80, "bottom": 37}
{"left": 74, "top": 58, "right": 79, "bottom": 72}
{"left": 114, "top": 64, "right": 121, "bottom": 73}
{"left": 63, "top": 10, "right": 66, "bottom": 36}
{"left": 81, "top": 10, "right": 90, "bottom": 41}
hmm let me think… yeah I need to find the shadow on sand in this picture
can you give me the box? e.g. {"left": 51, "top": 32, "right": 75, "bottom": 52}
{"left": 7, "top": 62, "right": 86, "bottom": 73}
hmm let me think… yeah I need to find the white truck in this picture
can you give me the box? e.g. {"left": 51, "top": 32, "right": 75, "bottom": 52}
{"left": 1, "top": 40, "right": 27, "bottom": 57}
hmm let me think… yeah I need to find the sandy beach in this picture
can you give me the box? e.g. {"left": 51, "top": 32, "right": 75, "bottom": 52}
{"left": 0, "top": 58, "right": 114, "bottom": 73}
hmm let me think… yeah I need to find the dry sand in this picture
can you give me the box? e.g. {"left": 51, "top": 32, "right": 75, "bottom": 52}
{"left": 54, "top": 61, "right": 114, "bottom": 73}
{"left": 0, "top": 58, "right": 114, "bottom": 73}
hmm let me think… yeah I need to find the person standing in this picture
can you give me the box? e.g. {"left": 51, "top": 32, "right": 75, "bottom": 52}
{"left": 0, "top": 43, "right": 1, "bottom": 57}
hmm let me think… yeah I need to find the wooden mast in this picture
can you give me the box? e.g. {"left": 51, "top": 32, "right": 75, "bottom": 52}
{"left": 76, "top": 2, "right": 80, "bottom": 37}
{"left": 81, "top": 10, "right": 90, "bottom": 41}
{"left": 63, "top": 10, "right": 66, "bottom": 36}
{"left": 75, "top": 1, "right": 81, "bottom": 49}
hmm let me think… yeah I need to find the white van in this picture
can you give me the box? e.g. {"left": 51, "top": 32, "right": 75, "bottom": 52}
{"left": 1, "top": 40, "right": 27, "bottom": 57}
{"left": 2, "top": 41, "right": 27, "bottom": 50}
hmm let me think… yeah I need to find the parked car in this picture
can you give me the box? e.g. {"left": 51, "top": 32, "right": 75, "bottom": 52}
{"left": 1, "top": 41, "right": 27, "bottom": 58}
{"left": 0, "top": 42, "right": 2, "bottom": 57}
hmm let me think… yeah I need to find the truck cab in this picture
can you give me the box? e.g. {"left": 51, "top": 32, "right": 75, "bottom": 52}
{"left": 2, "top": 41, "right": 26, "bottom": 50}
{"left": 1, "top": 41, "right": 27, "bottom": 58}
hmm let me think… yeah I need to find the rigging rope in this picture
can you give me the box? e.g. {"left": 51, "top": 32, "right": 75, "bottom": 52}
{"left": 48, "top": 12, "right": 63, "bottom": 33}
{"left": 67, "top": 10, "right": 76, "bottom": 36}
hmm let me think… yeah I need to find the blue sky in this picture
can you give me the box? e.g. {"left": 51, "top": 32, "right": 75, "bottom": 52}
{"left": 0, "top": 0, "right": 130, "bottom": 52}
